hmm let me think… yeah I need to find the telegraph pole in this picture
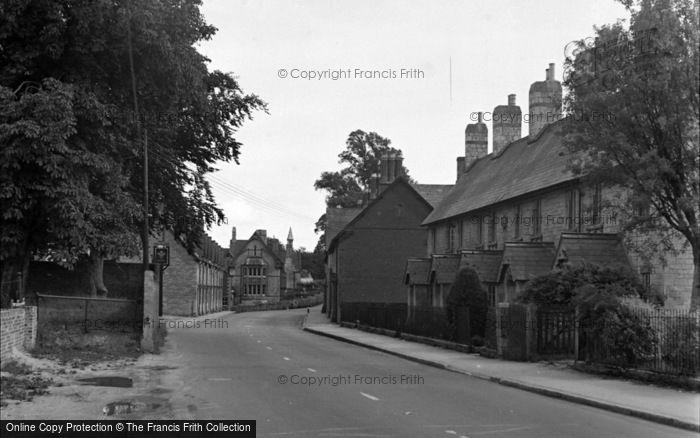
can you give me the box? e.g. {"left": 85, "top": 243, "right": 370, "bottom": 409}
{"left": 126, "top": 4, "right": 149, "bottom": 271}
{"left": 143, "top": 128, "right": 149, "bottom": 270}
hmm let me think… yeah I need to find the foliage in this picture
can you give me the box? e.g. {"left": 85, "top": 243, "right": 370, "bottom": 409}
{"left": 0, "top": 78, "right": 141, "bottom": 301}
{"left": 519, "top": 264, "right": 663, "bottom": 368}
{"left": 313, "top": 130, "right": 411, "bottom": 250}
{"left": 518, "top": 263, "right": 652, "bottom": 308}
{"left": 300, "top": 247, "right": 325, "bottom": 280}
{"left": 590, "top": 304, "right": 658, "bottom": 367}
{"left": 445, "top": 268, "right": 489, "bottom": 342}
{"left": 0, "top": 0, "right": 266, "bottom": 304}
{"left": 562, "top": 0, "right": 700, "bottom": 307}
{"left": 660, "top": 313, "right": 700, "bottom": 372}
{"left": 0, "top": 361, "right": 52, "bottom": 405}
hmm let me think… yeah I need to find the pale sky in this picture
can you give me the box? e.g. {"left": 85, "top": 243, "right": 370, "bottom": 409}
{"left": 198, "top": 0, "right": 630, "bottom": 250}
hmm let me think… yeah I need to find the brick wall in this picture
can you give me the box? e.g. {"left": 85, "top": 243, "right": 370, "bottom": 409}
{"left": 1, "top": 306, "right": 37, "bottom": 364}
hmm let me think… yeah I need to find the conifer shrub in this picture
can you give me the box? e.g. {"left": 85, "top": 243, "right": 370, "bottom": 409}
{"left": 446, "top": 268, "right": 488, "bottom": 343}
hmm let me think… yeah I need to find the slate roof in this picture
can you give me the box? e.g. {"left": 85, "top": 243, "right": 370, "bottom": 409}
{"left": 325, "top": 207, "right": 363, "bottom": 248}
{"left": 327, "top": 178, "right": 451, "bottom": 252}
{"left": 267, "top": 237, "right": 288, "bottom": 263}
{"left": 229, "top": 232, "right": 286, "bottom": 268}
{"left": 458, "top": 250, "right": 504, "bottom": 283}
{"left": 190, "top": 233, "right": 227, "bottom": 267}
{"left": 430, "top": 254, "right": 461, "bottom": 284}
{"left": 498, "top": 241, "right": 556, "bottom": 282}
{"left": 404, "top": 258, "right": 431, "bottom": 285}
{"left": 554, "top": 233, "right": 632, "bottom": 270}
{"left": 228, "top": 239, "right": 248, "bottom": 260}
{"left": 423, "top": 121, "right": 575, "bottom": 225}
{"left": 412, "top": 184, "right": 454, "bottom": 208}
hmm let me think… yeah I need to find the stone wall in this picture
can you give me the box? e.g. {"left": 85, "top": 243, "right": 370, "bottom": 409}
{"left": 162, "top": 232, "right": 198, "bottom": 316}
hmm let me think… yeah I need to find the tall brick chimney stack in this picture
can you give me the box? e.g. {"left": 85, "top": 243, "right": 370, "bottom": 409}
{"left": 387, "top": 152, "right": 396, "bottom": 182}
{"left": 380, "top": 152, "right": 389, "bottom": 184}
{"left": 368, "top": 172, "right": 380, "bottom": 200}
{"left": 492, "top": 94, "right": 522, "bottom": 154}
{"left": 394, "top": 152, "right": 404, "bottom": 179}
{"left": 528, "top": 63, "right": 562, "bottom": 137}
{"left": 379, "top": 151, "right": 404, "bottom": 192}
{"left": 463, "top": 112, "right": 488, "bottom": 172}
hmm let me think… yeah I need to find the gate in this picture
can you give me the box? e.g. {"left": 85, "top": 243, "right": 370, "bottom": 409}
{"left": 536, "top": 307, "right": 577, "bottom": 357}
{"left": 500, "top": 304, "right": 528, "bottom": 361}
{"left": 455, "top": 306, "right": 471, "bottom": 344}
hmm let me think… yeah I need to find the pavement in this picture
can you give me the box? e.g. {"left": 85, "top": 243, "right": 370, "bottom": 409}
{"left": 303, "top": 306, "right": 700, "bottom": 433}
{"left": 6, "top": 307, "right": 697, "bottom": 436}
{"left": 151, "top": 308, "right": 696, "bottom": 437}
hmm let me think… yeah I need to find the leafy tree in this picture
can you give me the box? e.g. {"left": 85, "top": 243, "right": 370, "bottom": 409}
{"left": 518, "top": 263, "right": 653, "bottom": 308}
{"left": 0, "top": 79, "right": 141, "bottom": 302}
{"left": 313, "top": 130, "right": 412, "bottom": 250}
{"left": 446, "top": 268, "right": 489, "bottom": 344}
{"left": 300, "top": 248, "right": 324, "bottom": 282}
{"left": 562, "top": 0, "right": 700, "bottom": 308}
{"left": 519, "top": 264, "right": 660, "bottom": 367}
{"left": 0, "top": 0, "right": 266, "bottom": 304}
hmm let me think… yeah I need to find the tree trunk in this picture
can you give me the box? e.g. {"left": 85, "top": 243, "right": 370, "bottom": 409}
{"left": 0, "top": 244, "right": 31, "bottom": 307}
{"left": 0, "top": 260, "right": 18, "bottom": 308}
{"left": 89, "top": 251, "right": 108, "bottom": 297}
{"left": 691, "top": 244, "right": 700, "bottom": 310}
{"left": 20, "top": 250, "right": 30, "bottom": 301}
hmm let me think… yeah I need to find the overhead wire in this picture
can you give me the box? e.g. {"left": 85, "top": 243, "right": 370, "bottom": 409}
{"left": 145, "top": 148, "right": 318, "bottom": 222}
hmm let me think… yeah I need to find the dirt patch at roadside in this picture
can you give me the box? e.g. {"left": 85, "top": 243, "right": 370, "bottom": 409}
{"left": 1, "top": 326, "right": 188, "bottom": 421}
{"left": 0, "top": 360, "right": 53, "bottom": 406}
{"left": 34, "top": 328, "right": 142, "bottom": 367}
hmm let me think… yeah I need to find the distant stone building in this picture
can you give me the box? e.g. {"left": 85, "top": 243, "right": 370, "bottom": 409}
{"left": 227, "top": 227, "right": 301, "bottom": 304}
{"left": 418, "top": 63, "right": 693, "bottom": 308}
{"left": 162, "top": 231, "right": 227, "bottom": 316}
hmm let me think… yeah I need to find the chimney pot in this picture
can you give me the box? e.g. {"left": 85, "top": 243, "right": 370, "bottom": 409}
{"left": 464, "top": 114, "right": 488, "bottom": 170}
{"left": 388, "top": 152, "right": 396, "bottom": 181}
{"left": 546, "top": 63, "right": 555, "bottom": 81}
{"left": 368, "top": 172, "right": 380, "bottom": 200}
{"left": 380, "top": 153, "right": 389, "bottom": 184}
{"left": 529, "top": 63, "right": 562, "bottom": 137}
{"left": 492, "top": 93, "right": 522, "bottom": 154}
{"left": 395, "top": 153, "right": 404, "bottom": 178}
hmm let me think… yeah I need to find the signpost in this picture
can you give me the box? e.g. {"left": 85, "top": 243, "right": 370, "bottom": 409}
{"left": 152, "top": 244, "right": 169, "bottom": 316}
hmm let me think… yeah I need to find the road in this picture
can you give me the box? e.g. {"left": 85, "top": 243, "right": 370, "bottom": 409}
{"left": 160, "top": 308, "right": 694, "bottom": 438}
